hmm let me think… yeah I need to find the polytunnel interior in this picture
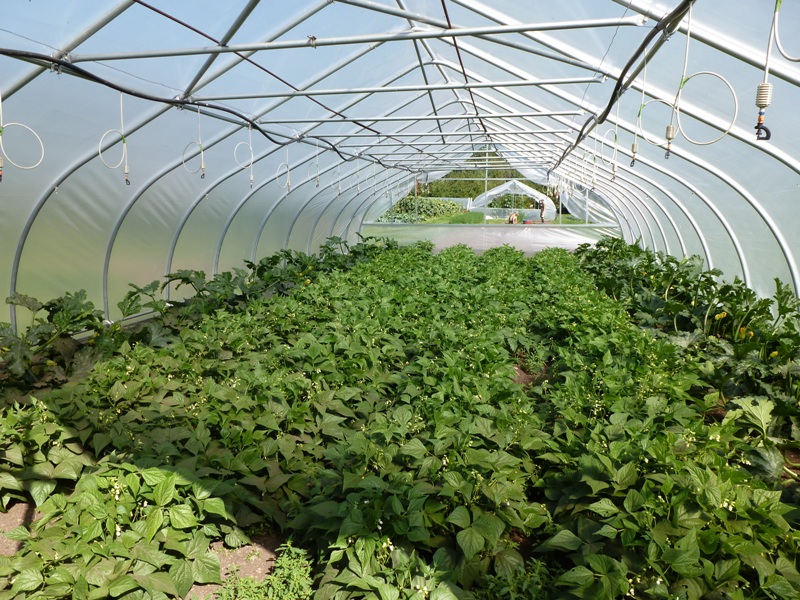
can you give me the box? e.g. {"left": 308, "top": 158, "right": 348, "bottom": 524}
{"left": 2, "top": 0, "right": 800, "bottom": 328}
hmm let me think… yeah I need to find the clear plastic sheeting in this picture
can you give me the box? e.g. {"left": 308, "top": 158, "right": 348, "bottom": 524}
{"left": 560, "top": 188, "right": 618, "bottom": 226}
{"left": 471, "top": 180, "right": 559, "bottom": 221}
{"left": 1, "top": 1, "right": 800, "bottom": 326}
{"left": 362, "top": 223, "right": 619, "bottom": 255}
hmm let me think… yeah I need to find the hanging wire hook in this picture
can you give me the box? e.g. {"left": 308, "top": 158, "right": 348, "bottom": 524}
{"left": 277, "top": 144, "right": 291, "bottom": 192}
{"left": 182, "top": 105, "right": 206, "bottom": 178}
{"left": 234, "top": 124, "right": 254, "bottom": 188}
{"left": 755, "top": 1, "right": 780, "bottom": 141}
{"left": 307, "top": 139, "right": 320, "bottom": 187}
{"left": 99, "top": 93, "right": 130, "bottom": 184}
{"left": 0, "top": 88, "right": 45, "bottom": 182}
{"left": 670, "top": 6, "right": 739, "bottom": 150}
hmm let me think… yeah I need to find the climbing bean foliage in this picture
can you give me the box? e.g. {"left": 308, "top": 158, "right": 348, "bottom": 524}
{"left": 526, "top": 247, "right": 800, "bottom": 599}
{"left": 1, "top": 237, "right": 799, "bottom": 599}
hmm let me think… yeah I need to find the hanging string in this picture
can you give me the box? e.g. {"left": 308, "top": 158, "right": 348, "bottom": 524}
{"left": 99, "top": 93, "right": 130, "bottom": 184}
{"left": 182, "top": 106, "right": 206, "bottom": 178}
{"left": 234, "top": 124, "right": 254, "bottom": 188}
{"left": 0, "top": 87, "right": 45, "bottom": 181}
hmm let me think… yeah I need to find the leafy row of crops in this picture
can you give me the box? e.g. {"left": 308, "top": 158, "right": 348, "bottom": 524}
{"left": 375, "top": 197, "right": 464, "bottom": 224}
{"left": 2, "top": 237, "right": 800, "bottom": 599}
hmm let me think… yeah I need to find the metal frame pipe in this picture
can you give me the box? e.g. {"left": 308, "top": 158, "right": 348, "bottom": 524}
{"left": 259, "top": 110, "right": 582, "bottom": 124}
{"left": 196, "top": 76, "right": 602, "bottom": 101}
{"left": 68, "top": 18, "right": 644, "bottom": 62}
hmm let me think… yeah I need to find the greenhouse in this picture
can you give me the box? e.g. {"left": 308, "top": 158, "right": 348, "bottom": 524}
{"left": 2, "top": 1, "right": 800, "bottom": 599}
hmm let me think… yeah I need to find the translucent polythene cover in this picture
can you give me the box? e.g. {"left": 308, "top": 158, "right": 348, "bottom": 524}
{"left": 1, "top": 0, "right": 799, "bottom": 326}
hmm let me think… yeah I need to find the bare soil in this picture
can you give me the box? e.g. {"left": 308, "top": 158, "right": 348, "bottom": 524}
{"left": 513, "top": 364, "right": 540, "bottom": 386}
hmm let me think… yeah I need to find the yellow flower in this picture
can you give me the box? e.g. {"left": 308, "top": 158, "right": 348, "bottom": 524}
{"left": 770, "top": 350, "right": 779, "bottom": 358}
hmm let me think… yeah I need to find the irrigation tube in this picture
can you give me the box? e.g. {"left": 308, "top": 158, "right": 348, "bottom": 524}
{"left": 548, "top": 0, "right": 697, "bottom": 175}
{"left": 531, "top": 29, "right": 795, "bottom": 294}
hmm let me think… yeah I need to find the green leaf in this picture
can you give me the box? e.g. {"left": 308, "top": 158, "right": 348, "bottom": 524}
{"left": 170, "top": 560, "right": 194, "bottom": 598}
{"left": 446, "top": 506, "right": 471, "bottom": 529}
{"left": 766, "top": 575, "right": 800, "bottom": 599}
{"left": 185, "top": 532, "right": 211, "bottom": 560}
{"left": 192, "top": 553, "right": 221, "bottom": 584}
{"left": 28, "top": 479, "right": 57, "bottom": 507}
{"left": 153, "top": 475, "right": 175, "bottom": 507}
{"left": 613, "top": 462, "right": 638, "bottom": 488}
{"left": 748, "top": 446, "right": 785, "bottom": 482}
{"left": 623, "top": 489, "right": 645, "bottom": 513}
{"left": 2, "top": 444, "right": 24, "bottom": 467}
{"left": 11, "top": 568, "right": 43, "bottom": 592}
{"left": 139, "top": 571, "right": 178, "bottom": 596}
{"left": 732, "top": 396, "right": 774, "bottom": 437}
{"left": 125, "top": 473, "right": 141, "bottom": 498}
{"left": 377, "top": 583, "right": 400, "bottom": 600}
{"left": 224, "top": 527, "right": 250, "bottom": 548}
{"left": 714, "top": 558, "right": 740, "bottom": 582}
{"left": 535, "top": 528, "right": 582, "bottom": 552}
{"left": 108, "top": 575, "right": 138, "bottom": 598}
{"left": 3, "top": 526, "right": 31, "bottom": 541}
{"left": 169, "top": 504, "right": 199, "bottom": 529}
{"left": 663, "top": 530, "right": 700, "bottom": 576}
{"left": 557, "top": 566, "right": 595, "bottom": 587}
{"left": 430, "top": 585, "right": 460, "bottom": 600}
{"left": 0, "top": 472, "right": 23, "bottom": 491}
{"left": 401, "top": 438, "right": 428, "bottom": 460}
{"left": 201, "top": 497, "right": 231, "bottom": 520}
{"left": 6, "top": 292, "right": 43, "bottom": 313}
{"left": 93, "top": 433, "right": 113, "bottom": 454}
{"left": 310, "top": 500, "right": 340, "bottom": 518}
{"left": 145, "top": 507, "right": 164, "bottom": 542}
{"left": 456, "top": 526, "right": 484, "bottom": 560}
{"left": 472, "top": 510, "right": 505, "bottom": 546}
{"left": 494, "top": 549, "right": 525, "bottom": 579}
{"left": 140, "top": 468, "right": 167, "bottom": 486}
{"left": 587, "top": 498, "right": 619, "bottom": 518}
